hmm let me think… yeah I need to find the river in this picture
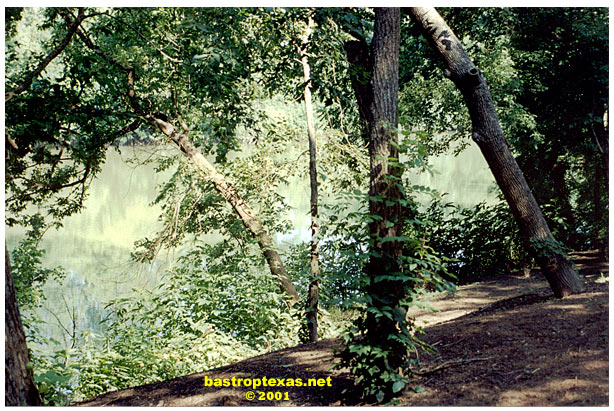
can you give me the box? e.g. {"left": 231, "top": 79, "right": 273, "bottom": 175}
{"left": 6, "top": 142, "right": 497, "bottom": 347}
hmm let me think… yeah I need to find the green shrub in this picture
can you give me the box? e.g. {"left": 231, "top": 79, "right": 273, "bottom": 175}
{"left": 416, "top": 199, "right": 531, "bottom": 283}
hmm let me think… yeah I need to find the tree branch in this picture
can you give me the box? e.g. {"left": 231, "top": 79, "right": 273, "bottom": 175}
{"left": 5, "top": 8, "right": 87, "bottom": 103}
{"left": 412, "top": 356, "right": 494, "bottom": 376}
{"left": 102, "top": 12, "right": 183, "bottom": 63}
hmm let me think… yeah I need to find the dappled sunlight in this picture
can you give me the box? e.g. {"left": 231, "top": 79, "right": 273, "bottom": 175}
{"left": 497, "top": 374, "right": 606, "bottom": 406}
{"left": 581, "top": 359, "right": 609, "bottom": 372}
{"left": 398, "top": 273, "right": 608, "bottom": 406}
{"left": 542, "top": 303, "right": 593, "bottom": 313}
{"left": 409, "top": 274, "right": 553, "bottom": 327}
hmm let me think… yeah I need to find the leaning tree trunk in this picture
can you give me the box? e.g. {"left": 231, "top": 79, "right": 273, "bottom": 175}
{"left": 152, "top": 119, "right": 301, "bottom": 307}
{"left": 408, "top": 7, "right": 585, "bottom": 297}
{"left": 5, "top": 245, "right": 42, "bottom": 406}
{"left": 298, "top": 13, "right": 320, "bottom": 342}
{"left": 62, "top": 13, "right": 303, "bottom": 308}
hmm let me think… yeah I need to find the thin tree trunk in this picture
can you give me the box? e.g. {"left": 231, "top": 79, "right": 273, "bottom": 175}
{"left": 591, "top": 103, "right": 608, "bottom": 259}
{"left": 549, "top": 158, "right": 576, "bottom": 234}
{"left": 408, "top": 7, "right": 585, "bottom": 297}
{"left": 152, "top": 119, "right": 301, "bottom": 307}
{"left": 5, "top": 245, "right": 42, "bottom": 406}
{"left": 592, "top": 151, "right": 607, "bottom": 260}
{"left": 298, "top": 13, "right": 320, "bottom": 342}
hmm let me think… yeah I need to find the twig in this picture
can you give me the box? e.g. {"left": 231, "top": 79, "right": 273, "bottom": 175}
{"left": 441, "top": 337, "right": 467, "bottom": 348}
{"left": 102, "top": 11, "right": 182, "bottom": 63}
{"left": 412, "top": 356, "right": 494, "bottom": 376}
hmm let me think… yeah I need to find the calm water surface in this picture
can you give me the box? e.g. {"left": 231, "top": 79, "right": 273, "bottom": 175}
{"left": 7, "top": 142, "right": 496, "bottom": 346}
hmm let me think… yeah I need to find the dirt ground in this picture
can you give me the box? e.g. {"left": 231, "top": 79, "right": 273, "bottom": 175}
{"left": 78, "top": 250, "right": 608, "bottom": 406}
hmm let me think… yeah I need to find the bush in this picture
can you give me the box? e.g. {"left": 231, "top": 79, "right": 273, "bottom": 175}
{"left": 416, "top": 199, "right": 531, "bottom": 283}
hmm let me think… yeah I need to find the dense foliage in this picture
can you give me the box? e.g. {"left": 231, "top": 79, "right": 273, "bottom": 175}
{"left": 5, "top": 6, "right": 608, "bottom": 405}
{"left": 417, "top": 199, "right": 530, "bottom": 283}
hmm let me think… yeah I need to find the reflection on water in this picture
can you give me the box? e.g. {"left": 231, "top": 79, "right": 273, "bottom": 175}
{"left": 6, "top": 142, "right": 496, "bottom": 347}
{"left": 7, "top": 146, "right": 174, "bottom": 346}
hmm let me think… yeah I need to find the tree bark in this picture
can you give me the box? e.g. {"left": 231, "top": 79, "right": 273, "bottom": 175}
{"left": 298, "top": 13, "right": 320, "bottom": 342}
{"left": 5, "top": 245, "right": 42, "bottom": 406}
{"left": 367, "top": 7, "right": 403, "bottom": 266}
{"left": 362, "top": 7, "right": 407, "bottom": 372}
{"left": 408, "top": 7, "right": 585, "bottom": 298}
{"left": 152, "top": 119, "right": 301, "bottom": 307}
{"left": 343, "top": 37, "right": 372, "bottom": 141}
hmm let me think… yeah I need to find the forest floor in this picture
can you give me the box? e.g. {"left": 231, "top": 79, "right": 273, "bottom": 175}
{"left": 78, "top": 250, "right": 608, "bottom": 406}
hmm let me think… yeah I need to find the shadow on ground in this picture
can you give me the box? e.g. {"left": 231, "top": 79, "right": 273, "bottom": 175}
{"left": 78, "top": 251, "right": 608, "bottom": 406}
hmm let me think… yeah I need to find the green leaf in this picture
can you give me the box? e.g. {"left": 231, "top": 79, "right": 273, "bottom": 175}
{"left": 392, "top": 380, "right": 405, "bottom": 393}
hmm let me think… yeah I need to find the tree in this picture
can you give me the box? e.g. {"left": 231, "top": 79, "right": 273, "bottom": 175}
{"left": 53, "top": 8, "right": 301, "bottom": 306}
{"left": 363, "top": 6, "right": 404, "bottom": 355}
{"left": 337, "top": 8, "right": 424, "bottom": 402}
{"left": 407, "top": 7, "right": 585, "bottom": 297}
{"left": 5, "top": 245, "right": 41, "bottom": 406}
{"left": 437, "top": 7, "right": 608, "bottom": 255}
{"left": 297, "top": 12, "right": 321, "bottom": 342}
{"left": 152, "top": 122, "right": 301, "bottom": 306}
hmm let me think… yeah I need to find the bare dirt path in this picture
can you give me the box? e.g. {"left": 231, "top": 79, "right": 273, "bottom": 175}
{"left": 78, "top": 251, "right": 608, "bottom": 406}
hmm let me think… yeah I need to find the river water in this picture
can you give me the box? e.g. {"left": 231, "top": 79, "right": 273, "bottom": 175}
{"left": 6, "top": 142, "right": 497, "bottom": 347}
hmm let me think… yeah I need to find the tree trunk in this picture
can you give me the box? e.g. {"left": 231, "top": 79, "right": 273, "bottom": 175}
{"left": 298, "top": 13, "right": 320, "bottom": 342}
{"left": 591, "top": 102, "right": 608, "bottom": 259}
{"left": 5, "top": 245, "right": 42, "bottom": 406}
{"left": 408, "top": 7, "right": 585, "bottom": 298}
{"left": 549, "top": 158, "right": 576, "bottom": 233}
{"left": 343, "top": 37, "right": 372, "bottom": 141}
{"left": 152, "top": 119, "right": 301, "bottom": 307}
{"left": 363, "top": 6, "right": 407, "bottom": 372}
{"left": 367, "top": 7, "right": 403, "bottom": 273}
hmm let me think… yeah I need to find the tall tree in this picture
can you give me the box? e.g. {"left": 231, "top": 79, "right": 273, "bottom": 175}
{"left": 408, "top": 7, "right": 585, "bottom": 297}
{"left": 56, "top": 9, "right": 301, "bottom": 306}
{"left": 5, "top": 245, "right": 41, "bottom": 406}
{"left": 365, "top": 6, "right": 404, "bottom": 342}
{"left": 338, "top": 8, "right": 412, "bottom": 402}
{"left": 297, "top": 12, "right": 320, "bottom": 342}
